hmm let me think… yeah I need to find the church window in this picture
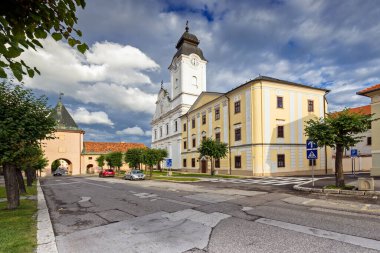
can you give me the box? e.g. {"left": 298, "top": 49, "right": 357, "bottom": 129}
{"left": 202, "top": 114, "right": 206, "bottom": 125}
{"left": 191, "top": 76, "right": 197, "bottom": 88}
{"left": 154, "top": 130, "right": 157, "bottom": 139}
{"left": 234, "top": 101, "right": 241, "bottom": 113}
{"left": 215, "top": 108, "right": 220, "bottom": 120}
{"left": 192, "top": 118, "right": 195, "bottom": 128}
{"left": 166, "top": 124, "right": 169, "bottom": 135}
{"left": 183, "top": 123, "right": 187, "bottom": 131}
{"left": 175, "top": 121, "right": 178, "bottom": 132}
{"left": 160, "top": 127, "right": 162, "bottom": 137}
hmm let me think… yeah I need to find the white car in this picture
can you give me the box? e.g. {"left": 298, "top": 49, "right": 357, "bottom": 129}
{"left": 124, "top": 170, "right": 145, "bottom": 180}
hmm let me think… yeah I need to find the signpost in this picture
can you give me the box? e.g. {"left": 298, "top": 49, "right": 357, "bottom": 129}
{"left": 306, "top": 140, "right": 318, "bottom": 187}
{"left": 350, "top": 149, "right": 358, "bottom": 177}
{"left": 166, "top": 158, "right": 172, "bottom": 176}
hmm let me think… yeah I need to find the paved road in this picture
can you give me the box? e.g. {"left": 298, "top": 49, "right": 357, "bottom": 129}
{"left": 40, "top": 176, "right": 380, "bottom": 253}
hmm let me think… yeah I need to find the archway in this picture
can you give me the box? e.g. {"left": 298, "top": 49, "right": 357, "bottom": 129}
{"left": 86, "top": 164, "right": 94, "bottom": 174}
{"left": 51, "top": 158, "right": 72, "bottom": 175}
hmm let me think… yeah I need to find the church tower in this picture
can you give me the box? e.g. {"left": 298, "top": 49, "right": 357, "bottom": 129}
{"left": 169, "top": 23, "right": 207, "bottom": 108}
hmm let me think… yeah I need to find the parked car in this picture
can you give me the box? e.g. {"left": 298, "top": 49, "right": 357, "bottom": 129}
{"left": 53, "top": 168, "right": 68, "bottom": 176}
{"left": 124, "top": 170, "right": 145, "bottom": 180}
{"left": 99, "top": 169, "right": 115, "bottom": 177}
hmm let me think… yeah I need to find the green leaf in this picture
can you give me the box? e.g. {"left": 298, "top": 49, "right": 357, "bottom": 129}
{"left": 0, "top": 68, "right": 7, "bottom": 78}
{"left": 51, "top": 32, "right": 63, "bottom": 41}
{"left": 68, "top": 37, "right": 77, "bottom": 47}
{"left": 34, "top": 67, "right": 41, "bottom": 75}
{"left": 9, "top": 62, "right": 24, "bottom": 81}
{"left": 77, "top": 43, "right": 88, "bottom": 54}
{"left": 34, "top": 28, "right": 48, "bottom": 39}
{"left": 75, "top": 29, "right": 82, "bottom": 37}
{"left": 27, "top": 69, "right": 35, "bottom": 78}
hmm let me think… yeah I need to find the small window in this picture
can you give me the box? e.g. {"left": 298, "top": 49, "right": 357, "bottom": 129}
{"left": 215, "top": 108, "right": 220, "bottom": 120}
{"left": 308, "top": 100, "right": 314, "bottom": 112}
{"left": 160, "top": 127, "right": 162, "bottom": 137}
{"left": 191, "top": 158, "right": 196, "bottom": 167}
{"left": 277, "top": 96, "right": 283, "bottom": 108}
{"left": 192, "top": 138, "right": 196, "bottom": 148}
{"left": 154, "top": 130, "right": 157, "bottom": 139}
{"left": 202, "top": 114, "right": 206, "bottom": 125}
{"left": 234, "top": 101, "right": 241, "bottom": 113}
{"left": 183, "top": 123, "right": 187, "bottom": 132}
{"left": 215, "top": 133, "right": 221, "bottom": 142}
{"left": 367, "top": 137, "right": 372, "bottom": 146}
{"left": 277, "top": 126, "right": 284, "bottom": 138}
{"left": 309, "top": 159, "right": 316, "bottom": 166}
{"left": 192, "top": 118, "right": 195, "bottom": 128}
{"left": 215, "top": 159, "right": 220, "bottom": 168}
{"left": 277, "top": 154, "right": 285, "bottom": 167}
{"left": 89, "top": 157, "right": 92, "bottom": 160}
{"left": 175, "top": 121, "right": 178, "bottom": 132}
{"left": 183, "top": 141, "right": 187, "bottom": 149}
{"left": 183, "top": 159, "right": 187, "bottom": 167}
{"left": 191, "top": 76, "right": 197, "bottom": 87}
{"left": 235, "top": 156, "right": 241, "bottom": 168}
{"left": 166, "top": 124, "right": 169, "bottom": 135}
{"left": 235, "top": 128, "right": 241, "bottom": 141}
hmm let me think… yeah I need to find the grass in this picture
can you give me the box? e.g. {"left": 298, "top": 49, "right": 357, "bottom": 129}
{"left": 0, "top": 183, "right": 37, "bottom": 253}
{"left": 324, "top": 185, "right": 356, "bottom": 190}
{"left": 153, "top": 177, "right": 200, "bottom": 182}
{"left": 0, "top": 182, "right": 37, "bottom": 199}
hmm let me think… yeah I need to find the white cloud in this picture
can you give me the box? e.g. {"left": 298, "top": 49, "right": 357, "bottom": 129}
{"left": 69, "top": 107, "right": 114, "bottom": 126}
{"left": 116, "top": 126, "right": 151, "bottom": 136}
{"left": 20, "top": 37, "right": 159, "bottom": 114}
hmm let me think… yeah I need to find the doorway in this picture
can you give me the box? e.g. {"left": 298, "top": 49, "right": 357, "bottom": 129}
{"left": 201, "top": 160, "right": 207, "bottom": 173}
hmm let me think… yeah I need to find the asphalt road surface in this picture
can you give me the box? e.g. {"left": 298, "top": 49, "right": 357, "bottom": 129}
{"left": 40, "top": 176, "right": 380, "bottom": 253}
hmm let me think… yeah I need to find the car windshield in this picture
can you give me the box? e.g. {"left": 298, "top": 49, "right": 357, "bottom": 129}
{"left": 106, "top": 169, "right": 113, "bottom": 172}
{"left": 131, "top": 170, "right": 143, "bottom": 174}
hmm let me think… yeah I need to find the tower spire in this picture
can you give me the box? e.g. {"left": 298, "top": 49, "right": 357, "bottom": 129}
{"left": 185, "top": 20, "right": 189, "bottom": 32}
{"left": 160, "top": 80, "right": 163, "bottom": 89}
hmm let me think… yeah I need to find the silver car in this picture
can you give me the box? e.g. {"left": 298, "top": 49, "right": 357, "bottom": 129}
{"left": 124, "top": 170, "right": 145, "bottom": 180}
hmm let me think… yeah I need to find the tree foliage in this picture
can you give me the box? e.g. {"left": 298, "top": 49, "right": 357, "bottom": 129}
{"left": 305, "top": 109, "right": 376, "bottom": 186}
{"left": 96, "top": 155, "right": 105, "bottom": 168}
{"left": 51, "top": 160, "right": 61, "bottom": 171}
{"left": 0, "top": 81, "right": 56, "bottom": 209}
{"left": 141, "top": 148, "right": 167, "bottom": 178}
{"left": 124, "top": 148, "right": 144, "bottom": 169}
{"left": 0, "top": 0, "right": 88, "bottom": 81}
{"left": 198, "top": 138, "right": 228, "bottom": 175}
{"left": 105, "top": 152, "right": 123, "bottom": 170}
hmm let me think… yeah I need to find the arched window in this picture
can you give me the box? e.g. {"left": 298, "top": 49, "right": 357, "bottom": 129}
{"left": 191, "top": 76, "right": 197, "bottom": 87}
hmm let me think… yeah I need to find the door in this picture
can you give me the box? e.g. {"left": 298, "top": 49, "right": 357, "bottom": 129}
{"left": 201, "top": 160, "right": 207, "bottom": 173}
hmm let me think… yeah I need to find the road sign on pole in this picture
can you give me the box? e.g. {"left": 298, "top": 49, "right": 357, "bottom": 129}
{"left": 351, "top": 149, "right": 358, "bottom": 158}
{"left": 350, "top": 149, "right": 358, "bottom": 177}
{"left": 166, "top": 159, "right": 172, "bottom": 168}
{"left": 306, "top": 140, "right": 318, "bottom": 187}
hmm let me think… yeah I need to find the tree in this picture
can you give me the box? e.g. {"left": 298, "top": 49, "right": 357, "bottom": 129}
{"left": 125, "top": 148, "right": 144, "bottom": 169}
{"left": 305, "top": 109, "right": 376, "bottom": 187}
{"left": 198, "top": 138, "right": 229, "bottom": 175}
{"left": 0, "top": 0, "right": 88, "bottom": 81}
{"left": 141, "top": 149, "right": 161, "bottom": 178}
{"left": 96, "top": 155, "right": 105, "bottom": 168}
{"left": 0, "top": 81, "right": 56, "bottom": 209}
{"left": 156, "top": 149, "right": 168, "bottom": 172}
{"left": 51, "top": 160, "right": 61, "bottom": 172}
{"left": 105, "top": 152, "right": 123, "bottom": 171}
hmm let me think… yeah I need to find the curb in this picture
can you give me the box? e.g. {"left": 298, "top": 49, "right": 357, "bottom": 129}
{"left": 293, "top": 184, "right": 380, "bottom": 197}
{"left": 37, "top": 179, "right": 58, "bottom": 253}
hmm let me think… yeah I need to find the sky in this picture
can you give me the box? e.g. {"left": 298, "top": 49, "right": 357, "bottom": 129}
{"left": 19, "top": 0, "right": 380, "bottom": 146}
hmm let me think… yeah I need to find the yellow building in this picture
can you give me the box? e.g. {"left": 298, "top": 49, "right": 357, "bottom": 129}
{"left": 181, "top": 76, "right": 333, "bottom": 176}
{"left": 358, "top": 84, "right": 380, "bottom": 176}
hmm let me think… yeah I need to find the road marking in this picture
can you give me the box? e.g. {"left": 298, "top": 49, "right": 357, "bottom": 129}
{"left": 79, "top": 181, "right": 112, "bottom": 189}
{"left": 78, "top": 197, "right": 91, "bottom": 203}
{"left": 41, "top": 182, "right": 81, "bottom": 186}
{"left": 256, "top": 218, "right": 380, "bottom": 250}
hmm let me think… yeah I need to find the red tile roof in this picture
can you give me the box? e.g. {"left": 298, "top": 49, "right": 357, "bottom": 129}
{"left": 83, "top": 142, "right": 146, "bottom": 154}
{"left": 347, "top": 105, "right": 371, "bottom": 115}
{"left": 357, "top": 84, "right": 380, "bottom": 96}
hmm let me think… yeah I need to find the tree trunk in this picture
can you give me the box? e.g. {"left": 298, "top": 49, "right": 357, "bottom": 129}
{"left": 16, "top": 167, "right": 26, "bottom": 194}
{"left": 335, "top": 144, "right": 345, "bottom": 187}
{"left": 3, "top": 164, "right": 20, "bottom": 209}
{"left": 210, "top": 157, "right": 214, "bottom": 176}
{"left": 150, "top": 166, "right": 153, "bottom": 178}
{"left": 26, "top": 167, "right": 34, "bottom": 186}
{"left": 158, "top": 162, "right": 162, "bottom": 172}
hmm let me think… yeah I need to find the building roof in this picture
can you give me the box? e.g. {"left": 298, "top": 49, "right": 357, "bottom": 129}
{"left": 357, "top": 84, "right": 380, "bottom": 97}
{"left": 82, "top": 142, "right": 146, "bottom": 154}
{"left": 51, "top": 101, "right": 81, "bottom": 131}
{"left": 347, "top": 105, "right": 371, "bottom": 115}
{"left": 171, "top": 24, "right": 206, "bottom": 63}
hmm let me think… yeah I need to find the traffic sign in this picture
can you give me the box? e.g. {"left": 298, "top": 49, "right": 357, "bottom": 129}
{"left": 306, "top": 140, "right": 318, "bottom": 150}
{"left": 351, "top": 149, "right": 358, "bottom": 158}
{"left": 165, "top": 158, "right": 172, "bottom": 168}
{"left": 307, "top": 150, "right": 318, "bottom": 160}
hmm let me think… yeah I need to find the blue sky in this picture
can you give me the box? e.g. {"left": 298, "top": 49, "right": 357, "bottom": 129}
{"left": 20, "top": 0, "right": 380, "bottom": 146}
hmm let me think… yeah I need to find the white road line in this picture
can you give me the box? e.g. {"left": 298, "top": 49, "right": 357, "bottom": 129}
{"left": 41, "top": 182, "right": 81, "bottom": 186}
{"left": 256, "top": 218, "right": 380, "bottom": 251}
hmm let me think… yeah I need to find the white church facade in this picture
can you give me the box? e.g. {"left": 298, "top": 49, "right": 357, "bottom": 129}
{"left": 151, "top": 24, "right": 207, "bottom": 169}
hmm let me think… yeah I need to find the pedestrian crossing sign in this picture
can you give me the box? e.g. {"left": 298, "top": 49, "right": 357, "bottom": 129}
{"left": 307, "top": 150, "right": 318, "bottom": 160}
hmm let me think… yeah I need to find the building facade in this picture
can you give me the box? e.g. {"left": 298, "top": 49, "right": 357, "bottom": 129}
{"left": 151, "top": 25, "right": 207, "bottom": 169}
{"left": 42, "top": 99, "right": 145, "bottom": 175}
{"left": 358, "top": 84, "right": 380, "bottom": 176}
{"left": 180, "top": 76, "right": 332, "bottom": 176}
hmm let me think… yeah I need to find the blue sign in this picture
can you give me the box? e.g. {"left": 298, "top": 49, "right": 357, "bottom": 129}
{"left": 306, "top": 140, "right": 318, "bottom": 150}
{"left": 307, "top": 150, "right": 318, "bottom": 160}
{"left": 166, "top": 159, "right": 172, "bottom": 168}
{"left": 351, "top": 149, "right": 358, "bottom": 158}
